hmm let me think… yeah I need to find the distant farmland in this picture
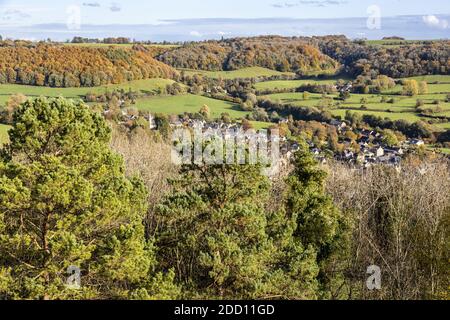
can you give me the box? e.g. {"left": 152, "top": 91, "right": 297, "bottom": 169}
{"left": 134, "top": 94, "right": 246, "bottom": 118}
{"left": 180, "top": 67, "right": 296, "bottom": 80}
{"left": 0, "top": 79, "right": 178, "bottom": 105}
{"left": 0, "top": 124, "right": 10, "bottom": 146}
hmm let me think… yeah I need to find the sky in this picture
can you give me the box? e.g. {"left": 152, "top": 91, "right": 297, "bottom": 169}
{"left": 0, "top": 0, "right": 449, "bottom": 40}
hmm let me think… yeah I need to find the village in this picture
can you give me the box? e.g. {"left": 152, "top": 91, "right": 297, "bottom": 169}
{"left": 140, "top": 112, "right": 429, "bottom": 170}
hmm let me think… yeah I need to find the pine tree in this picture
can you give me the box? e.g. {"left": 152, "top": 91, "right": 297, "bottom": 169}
{"left": 156, "top": 157, "right": 320, "bottom": 299}
{"left": 285, "top": 141, "right": 350, "bottom": 298}
{"left": 0, "top": 97, "right": 178, "bottom": 300}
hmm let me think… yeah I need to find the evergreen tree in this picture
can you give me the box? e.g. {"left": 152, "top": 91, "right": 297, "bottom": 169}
{"left": 156, "top": 157, "right": 320, "bottom": 299}
{"left": 0, "top": 97, "right": 178, "bottom": 300}
{"left": 285, "top": 142, "right": 350, "bottom": 298}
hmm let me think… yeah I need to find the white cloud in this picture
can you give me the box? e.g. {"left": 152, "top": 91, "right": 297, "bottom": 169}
{"left": 189, "top": 30, "right": 202, "bottom": 37}
{"left": 422, "top": 15, "right": 448, "bottom": 29}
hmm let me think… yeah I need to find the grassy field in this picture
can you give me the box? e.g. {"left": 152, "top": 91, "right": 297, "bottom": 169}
{"left": 331, "top": 109, "right": 423, "bottom": 122}
{"left": 0, "top": 124, "right": 10, "bottom": 146}
{"left": 254, "top": 78, "right": 337, "bottom": 91}
{"left": 251, "top": 121, "right": 274, "bottom": 130}
{"left": 258, "top": 75, "right": 450, "bottom": 130}
{"left": 0, "top": 73, "right": 448, "bottom": 132}
{"left": 134, "top": 94, "right": 248, "bottom": 119}
{"left": 365, "top": 40, "right": 440, "bottom": 47}
{"left": 0, "top": 79, "right": 178, "bottom": 105}
{"left": 262, "top": 92, "right": 334, "bottom": 108}
{"left": 386, "top": 84, "right": 450, "bottom": 96}
{"left": 436, "top": 122, "right": 450, "bottom": 130}
{"left": 180, "top": 67, "right": 296, "bottom": 80}
{"left": 403, "top": 75, "right": 450, "bottom": 84}
{"left": 62, "top": 43, "right": 179, "bottom": 49}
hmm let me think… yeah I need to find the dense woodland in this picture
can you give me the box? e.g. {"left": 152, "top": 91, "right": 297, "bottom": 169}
{"left": 159, "top": 35, "right": 450, "bottom": 78}
{"left": 0, "top": 42, "right": 178, "bottom": 87}
{"left": 317, "top": 37, "right": 450, "bottom": 78}
{"left": 158, "top": 36, "right": 339, "bottom": 73}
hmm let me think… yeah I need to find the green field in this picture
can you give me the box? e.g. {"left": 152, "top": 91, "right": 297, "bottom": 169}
{"left": 180, "top": 67, "right": 296, "bottom": 80}
{"left": 62, "top": 43, "right": 179, "bottom": 49}
{"left": 331, "top": 109, "right": 423, "bottom": 122}
{"left": 365, "top": 40, "right": 439, "bottom": 47}
{"left": 401, "top": 75, "right": 450, "bottom": 84}
{"left": 0, "top": 79, "right": 178, "bottom": 105}
{"left": 262, "top": 92, "right": 335, "bottom": 108}
{"left": 0, "top": 124, "right": 10, "bottom": 146}
{"left": 134, "top": 94, "right": 248, "bottom": 119}
{"left": 250, "top": 121, "right": 274, "bottom": 130}
{"left": 386, "top": 84, "right": 450, "bottom": 96}
{"left": 0, "top": 73, "right": 449, "bottom": 132}
{"left": 254, "top": 78, "right": 337, "bottom": 91}
{"left": 436, "top": 122, "right": 450, "bottom": 130}
{"left": 258, "top": 76, "right": 450, "bottom": 130}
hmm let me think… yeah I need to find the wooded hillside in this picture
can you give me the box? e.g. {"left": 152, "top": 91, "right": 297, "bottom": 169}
{"left": 158, "top": 36, "right": 339, "bottom": 74}
{"left": 318, "top": 37, "right": 450, "bottom": 78}
{"left": 0, "top": 43, "right": 179, "bottom": 87}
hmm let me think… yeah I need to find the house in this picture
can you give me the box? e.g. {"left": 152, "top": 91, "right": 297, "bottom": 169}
{"left": 317, "top": 157, "right": 328, "bottom": 165}
{"left": 343, "top": 150, "right": 354, "bottom": 159}
{"left": 385, "top": 147, "right": 404, "bottom": 156}
{"left": 148, "top": 113, "right": 157, "bottom": 130}
{"left": 311, "top": 148, "right": 321, "bottom": 155}
{"left": 330, "top": 119, "right": 347, "bottom": 130}
{"left": 356, "top": 154, "right": 366, "bottom": 163}
{"left": 410, "top": 139, "right": 425, "bottom": 146}
{"left": 337, "top": 82, "right": 353, "bottom": 93}
{"left": 375, "top": 147, "right": 385, "bottom": 158}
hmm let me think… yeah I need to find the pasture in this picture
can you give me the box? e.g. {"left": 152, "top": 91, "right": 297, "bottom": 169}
{"left": 0, "top": 124, "right": 10, "bottom": 146}
{"left": 402, "top": 75, "right": 450, "bottom": 84}
{"left": 254, "top": 78, "right": 337, "bottom": 91}
{"left": 134, "top": 94, "right": 247, "bottom": 119}
{"left": 62, "top": 43, "right": 179, "bottom": 49}
{"left": 180, "top": 67, "right": 296, "bottom": 80}
{"left": 365, "top": 40, "right": 440, "bottom": 47}
{"left": 0, "top": 73, "right": 448, "bottom": 133}
{"left": 257, "top": 75, "right": 450, "bottom": 131}
{"left": 330, "top": 109, "right": 423, "bottom": 122}
{"left": 0, "top": 79, "right": 178, "bottom": 105}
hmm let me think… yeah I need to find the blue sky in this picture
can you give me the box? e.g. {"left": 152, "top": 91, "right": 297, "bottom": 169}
{"left": 0, "top": 0, "right": 448, "bottom": 41}
{"left": 0, "top": 0, "right": 449, "bottom": 26}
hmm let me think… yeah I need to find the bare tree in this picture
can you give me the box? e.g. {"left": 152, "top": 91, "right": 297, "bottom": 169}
{"left": 326, "top": 158, "right": 450, "bottom": 300}
{"left": 110, "top": 125, "right": 176, "bottom": 238}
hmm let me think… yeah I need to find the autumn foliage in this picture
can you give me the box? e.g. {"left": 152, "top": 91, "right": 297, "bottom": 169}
{"left": 158, "top": 36, "right": 339, "bottom": 73}
{"left": 0, "top": 43, "right": 179, "bottom": 87}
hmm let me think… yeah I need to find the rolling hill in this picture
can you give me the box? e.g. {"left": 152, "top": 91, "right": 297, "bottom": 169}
{"left": 0, "top": 42, "right": 179, "bottom": 88}
{"left": 158, "top": 36, "right": 339, "bottom": 74}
